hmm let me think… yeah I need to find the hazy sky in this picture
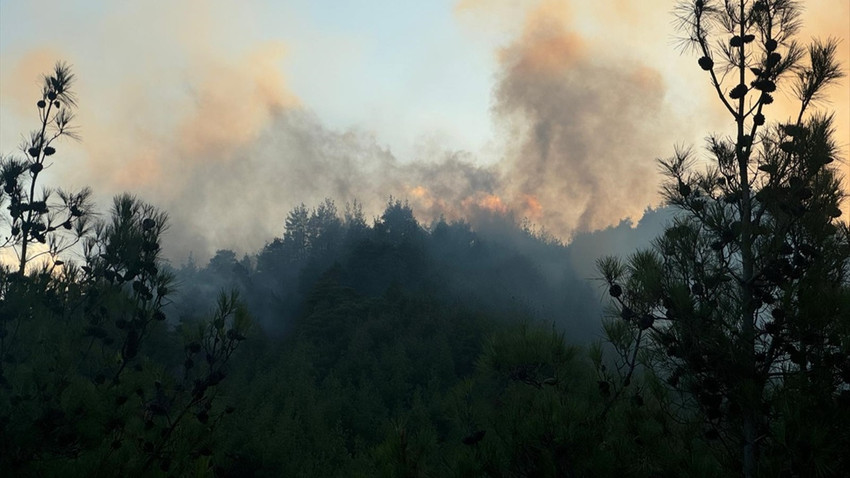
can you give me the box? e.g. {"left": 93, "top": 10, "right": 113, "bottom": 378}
{"left": 1, "top": 0, "right": 848, "bottom": 261}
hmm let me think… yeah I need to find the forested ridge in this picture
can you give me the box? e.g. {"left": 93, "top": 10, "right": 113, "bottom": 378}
{"left": 165, "top": 201, "right": 699, "bottom": 476}
{"left": 2, "top": 1, "right": 850, "bottom": 476}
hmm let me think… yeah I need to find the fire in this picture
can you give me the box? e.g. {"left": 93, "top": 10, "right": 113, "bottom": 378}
{"left": 477, "top": 194, "right": 508, "bottom": 214}
{"left": 522, "top": 194, "right": 543, "bottom": 219}
{"left": 409, "top": 185, "right": 510, "bottom": 221}
{"left": 410, "top": 185, "right": 429, "bottom": 198}
{"left": 407, "top": 185, "right": 452, "bottom": 218}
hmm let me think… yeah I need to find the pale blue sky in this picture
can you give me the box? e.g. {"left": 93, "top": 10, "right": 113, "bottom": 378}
{"left": 0, "top": 0, "right": 498, "bottom": 160}
{"left": 271, "top": 0, "right": 498, "bottom": 159}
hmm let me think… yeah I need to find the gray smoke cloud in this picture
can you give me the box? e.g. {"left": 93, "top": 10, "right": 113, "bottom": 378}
{"left": 124, "top": 0, "right": 677, "bottom": 262}
{"left": 491, "top": 0, "right": 671, "bottom": 235}
{"left": 148, "top": 110, "right": 504, "bottom": 261}
{"left": 1, "top": 0, "right": 680, "bottom": 265}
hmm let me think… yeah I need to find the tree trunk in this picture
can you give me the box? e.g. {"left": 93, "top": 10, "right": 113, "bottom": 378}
{"left": 735, "top": 2, "right": 758, "bottom": 476}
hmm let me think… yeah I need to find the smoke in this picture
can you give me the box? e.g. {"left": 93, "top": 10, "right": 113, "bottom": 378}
{"left": 0, "top": 0, "right": 677, "bottom": 261}
{"left": 158, "top": 109, "right": 508, "bottom": 260}
{"left": 491, "top": 0, "right": 671, "bottom": 235}
{"left": 1, "top": 0, "right": 298, "bottom": 261}
{"left": 2, "top": 0, "right": 845, "bottom": 264}
{"left": 72, "top": 43, "right": 302, "bottom": 260}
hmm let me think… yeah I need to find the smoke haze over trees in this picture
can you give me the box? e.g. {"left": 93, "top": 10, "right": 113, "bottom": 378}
{"left": 1, "top": 0, "right": 848, "bottom": 477}
{"left": 3, "top": 0, "right": 845, "bottom": 262}
{"left": 170, "top": 197, "right": 641, "bottom": 342}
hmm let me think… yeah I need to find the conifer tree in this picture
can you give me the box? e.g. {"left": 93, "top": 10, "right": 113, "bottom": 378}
{"left": 1, "top": 64, "right": 251, "bottom": 476}
{"left": 1, "top": 62, "right": 92, "bottom": 274}
{"left": 597, "top": 1, "right": 848, "bottom": 476}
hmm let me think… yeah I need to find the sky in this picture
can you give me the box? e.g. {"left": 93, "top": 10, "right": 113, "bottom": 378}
{"left": 1, "top": 0, "right": 848, "bottom": 262}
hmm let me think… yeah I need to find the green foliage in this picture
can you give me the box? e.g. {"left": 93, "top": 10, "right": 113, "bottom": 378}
{"left": 7, "top": 9, "right": 846, "bottom": 475}
{"left": 0, "top": 65, "right": 250, "bottom": 477}
{"left": 215, "top": 276, "right": 495, "bottom": 476}
{"left": 599, "top": 2, "right": 849, "bottom": 476}
{"left": 0, "top": 197, "right": 250, "bottom": 476}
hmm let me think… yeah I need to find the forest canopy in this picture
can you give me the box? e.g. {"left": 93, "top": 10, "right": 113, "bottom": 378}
{"left": 1, "top": 1, "right": 848, "bottom": 477}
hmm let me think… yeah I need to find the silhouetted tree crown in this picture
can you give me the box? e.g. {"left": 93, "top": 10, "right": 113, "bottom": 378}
{"left": 598, "top": 1, "right": 848, "bottom": 476}
{"left": 1, "top": 64, "right": 250, "bottom": 477}
{"left": 1, "top": 62, "right": 92, "bottom": 275}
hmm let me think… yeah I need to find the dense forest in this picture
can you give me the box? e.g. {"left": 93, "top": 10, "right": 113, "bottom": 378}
{"left": 2, "top": 1, "right": 850, "bottom": 477}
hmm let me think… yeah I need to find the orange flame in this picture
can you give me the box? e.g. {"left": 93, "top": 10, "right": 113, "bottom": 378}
{"left": 522, "top": 194, "right": 543, "bottom": 219}
{"left": 410, "top": 185, "right": 429, "bottom": 198}
{"left": 477, "top": 194, "right": 509, "bottom": 214}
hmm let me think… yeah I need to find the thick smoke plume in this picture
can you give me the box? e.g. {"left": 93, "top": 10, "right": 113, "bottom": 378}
{"left": 492, "top": 0, "right": 670, "bottom": 234}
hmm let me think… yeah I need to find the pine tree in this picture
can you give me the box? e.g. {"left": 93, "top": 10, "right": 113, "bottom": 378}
{"left": 597, "top": 1, "right": 848, "bottom": 476}
{"left": 1, "top": 62, "right": 93, "bottom": 274}
{"left": 1, "top": 64, "right": 251, "bottom": 476}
